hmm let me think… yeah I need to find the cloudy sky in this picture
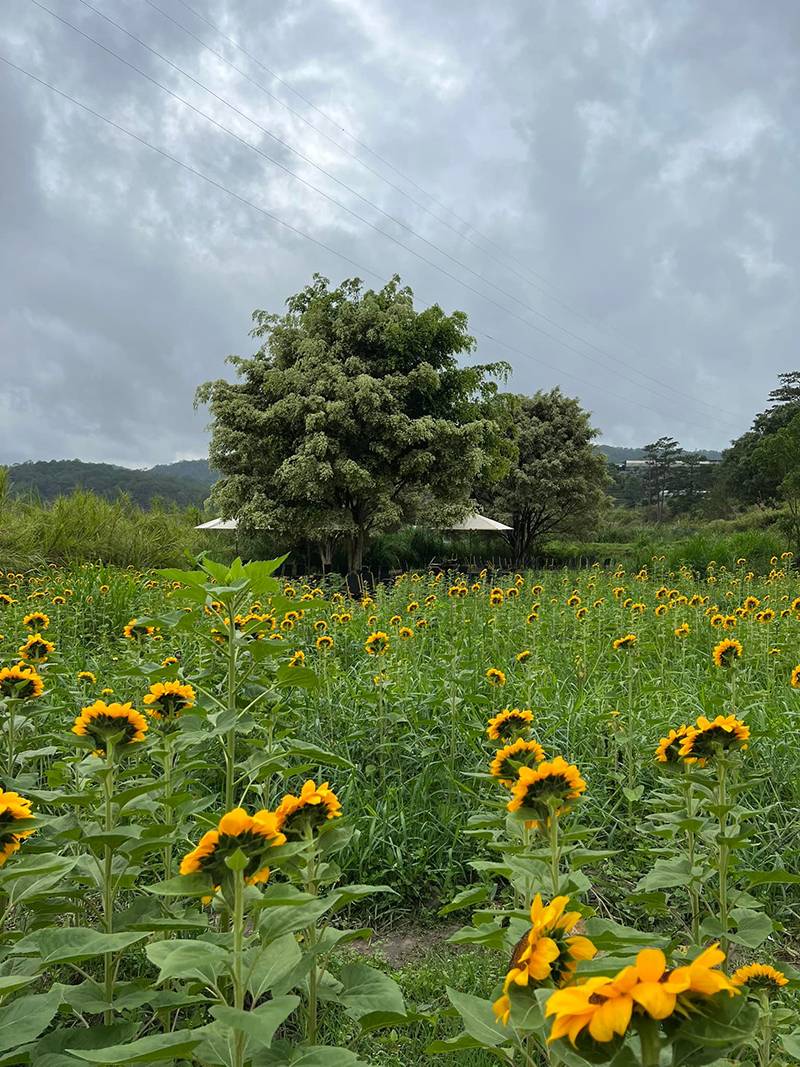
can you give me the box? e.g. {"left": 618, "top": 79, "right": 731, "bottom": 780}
{"left": 1, "top": 0, "right": 796, "bottom": 467}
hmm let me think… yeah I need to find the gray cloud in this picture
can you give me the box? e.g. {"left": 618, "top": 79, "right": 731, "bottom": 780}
{"left": 1, "top": 0, "right": 797, "bottom": 465}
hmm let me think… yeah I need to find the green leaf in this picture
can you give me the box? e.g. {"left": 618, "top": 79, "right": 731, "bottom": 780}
{"left": 338, "top": 963, "right": 406, "bottom": 1022}
{"left": 145, "top": 872, "right": 214, "bottom": 897}
{"left": 439, "top": 886, "right": 490, "bottom": 915}
{"left": 282, "top": 742, "right": 354, "bottom": 770}
{"left": 445, "top": 987, "right": 509, "bottom": 1048}
{"left": 727, "top": 907, "right": 772, "bottom": 948}
{"left": 254, "top": 1045, "right": 368, "bottom": 1065}
{"left": 426, "top": 1032, "right": 485, "bottom": 1053}
{"left": 0, "top": 986, "right": 63, "bottom": 1053}
{"left": 67, "top": 1028, "right": 206, "bottom": 1063}
{"left": 146, "top": 938, "right": 229, "bottom": 985}
{"left": 741, "top": 868, "right": 800, "bottom": 885}
{"left": 245, "top": 934, "right": 302, "bottom": 1000}
{"left": 211, "top": 995, "right": 299, "bottom": 1048}
{"left": 636, "top": 856, "right": 694, "bottom": 892}
{"left": 276, "top": 666, "right": 319, "bottom": 690}
{"left": 11, "top": 928, "right": 147, "bottom": 965}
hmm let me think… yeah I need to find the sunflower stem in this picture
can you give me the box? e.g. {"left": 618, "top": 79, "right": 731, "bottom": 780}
{"left": 162, "top": 738, "right": 174, "bottom": 880}
{"left": 716, "top": 756, "right": 730, "bottom": 960}
{"left": 548, "top": 812, "right": 560, "bottom": 897}
{"left": 757, "top": 990, "right": 772, "bottom": 1067}
{"left": 5, "top": 698, "right": 15, "bottom": 782}
{"left": 682, "top": 768, "right": 701, "bottom": 944}
{"left": 102, "top": 740, "right": 115, "bottom": 1026}
{"left": 637, "top": 1015, "right": 661, "bottom": 1067}
{"left": 231, "top": 867, "right": 246, "bottom": 1067}
{"left": 303, "top": 823, "right": 319, "bottom": 1045}
{"left": 224, "top": 606, "right": 238, "bottom": 812}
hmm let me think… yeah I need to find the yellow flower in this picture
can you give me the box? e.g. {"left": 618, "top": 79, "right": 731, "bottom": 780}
{"left": 712, "top": 638, "right": 743, "bottom": 668}
{"left": 72, "top": 700, "right": 148, "bottom": 756}
{"left": 731, "top": 963, "right": 788, "bottom": 990}
{"left": 275, "top": 780, "right": 342, "bottom": 838}
{"left": 0, "top": 790, "right": 35, "bottom": 867}
{"left": 123, "top": 618, "right": 154, "bottom": 640}
{"left": 674, "top": 622, "right": 690, "bottom": 637}
{"left": 22, "top": 611, "right": 49, "bottom": 631}
{"left": 77, "top": 670, "right": 97, "bottom": 684}
{"left": 546, "top": 974, "right": 634, "bottom": 1045}
{"left": 161, "top": 656, "right": 179, "bottom": 667}
{"left": 486, "top": 708, "right": 534, "bottom": 742}
{"left": 365, "top": 631, "right": 390, "bottom": 656}
{"left": 180, "top": 806, "right": 286, "bottom": 890}
{"left": 516, "top": 650, "right": 531, "bottom": 663}
{"left": 18, "top": 633, "right": 55, "bottom": 663}
{"left": 485, "top": 667, "right": 506, "bottom": 687}
{"left": 143, "top": 681, "right": 196, "bottom": 720}
{"left": 679, "top": 714, "right": 749, "bottom": 765}
{"left": 0, "top": 664, "right": 44, "bottom": 700}
{"left": 398, "top": 626, "right": 413, "bottom": 640}
{"left": 655, "top": 604, "right": 667, "bottom": 617}
{"left": 669, "top": 943, "right": 738, "bottom": 999}
{"left": 612, "top": 634, "right": 637, "bottom": 650}
{"left": 315, "top": 634, "right": 334, "bottom": 651}
{"left": 527, "top": 610, "right": 539, "bottom": 623}
{"left": 791, "top": 665, "right": 800, "bottom": 688}
{"left": 508, "top": 757, "right": 586, "bottom": 825}
{"left": 493, "top": 895, "right": 597, "bottom": 1024}
{"left": 655, "top": 725, "right": 690, "bottom": 764}
{"left": 490, "top": 738, "right": 546, "bottom": 788}
{"left": 0, "top": 594, "right": 15, "bottom": 607}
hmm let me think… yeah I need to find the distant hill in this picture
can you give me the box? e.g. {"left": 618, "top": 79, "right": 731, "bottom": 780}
{"left": 596, "top": 445, "right": 722, "bottom": 465}
{"left": 6, "top": 459, "right": 216, "bottom": 508}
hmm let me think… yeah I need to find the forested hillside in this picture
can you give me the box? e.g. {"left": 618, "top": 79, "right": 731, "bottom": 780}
{"left": 7, "top": 458, "right": 215, "bottom": 508}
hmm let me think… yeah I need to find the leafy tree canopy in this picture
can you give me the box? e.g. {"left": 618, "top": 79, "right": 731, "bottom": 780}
{"left": 720, "top": 372, "right": 800, "bottom": 505}
{"left": 196, "top": 274, "right": 510, "bottom": 570}
{"left": 476, "top": 388, "right": 608, "bottom": 565}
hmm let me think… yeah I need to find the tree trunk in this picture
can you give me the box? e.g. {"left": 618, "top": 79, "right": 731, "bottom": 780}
{"left": 347, "top": 529, "right": 367, "bottom": 573}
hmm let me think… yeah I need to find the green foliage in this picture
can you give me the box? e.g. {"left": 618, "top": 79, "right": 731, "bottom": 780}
{"left": 477, "top": 388, "right": 609, "bottom": 564}
{"left": 196, "top": 274, "right": 510, "bottom": 571}
{"left": 7, "top": 459, "right": 214, "bottom": 508}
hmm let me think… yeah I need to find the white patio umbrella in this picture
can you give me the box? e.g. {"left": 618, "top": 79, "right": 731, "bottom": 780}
{"left": 445, "top": 512, "right": 512, "bottom": 532}
{"left": 195, "top": 517, "right": 239, "bottom": 530}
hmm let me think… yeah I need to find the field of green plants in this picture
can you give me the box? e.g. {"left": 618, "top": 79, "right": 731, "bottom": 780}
{"left": 0, "top": 553, "right": 798, "bottom": 1066}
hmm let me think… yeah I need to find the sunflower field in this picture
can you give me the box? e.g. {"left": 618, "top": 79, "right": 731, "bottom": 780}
{"left": 0, "top": 552, "right": 799, "bottom": 1066}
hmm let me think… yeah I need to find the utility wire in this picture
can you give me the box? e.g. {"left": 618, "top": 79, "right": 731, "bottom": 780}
{"left": 42, "top": 0, "right": 740, "bottom": 425}
{"left": 157, "top": 0, "right": 734, "bottom": 414}
{"left": 0, "top": 50, "right": 736, "bottom": 436}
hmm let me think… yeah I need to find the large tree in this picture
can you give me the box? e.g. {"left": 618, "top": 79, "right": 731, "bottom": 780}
{"left": 477, "top": 389, "right": 608, "bottom": 566}
{"left": 719, "top": 372, "right": 800, "bottom": 505}
{"left": 196, "top": 274, "right": 509, "bottom": 571}
{"left": 642, "top": 437, "right": 683, "bottom": 522}
{"left": 754, "top": 411, "right": 800, "bottom": 549}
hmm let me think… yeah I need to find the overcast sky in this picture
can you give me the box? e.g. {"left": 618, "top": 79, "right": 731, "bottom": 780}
{"left": 1, "top": 0, "right": 797, "bottom": 467}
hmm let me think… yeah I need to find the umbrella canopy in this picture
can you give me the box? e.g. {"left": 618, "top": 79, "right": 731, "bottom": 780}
{"left": 195, "top": 517, "right": 239, "bottom": 530}
{"left": 445, "top": 512, "right": 512, "bottom": 532}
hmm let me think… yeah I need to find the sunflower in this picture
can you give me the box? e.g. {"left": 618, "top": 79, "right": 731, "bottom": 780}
{"left": 731, "top": 963, "right": 788, "bottom": 991}
{"left": 575, "top": 607, "right": 588, "bottom": 621}
{"left": 655, "top": 604, "right": 667, "bottom": 617}
{"left": 527, "top": 610, "right": 539, "bottom": 623}
{"left": 612, "top": 634, "right": 637, "bottom": 650}
{"left": 566, "top": 594, "right": 581, "bottom": 608}
{"left": 143, "top": 681, "right": 196, "bottom": 721}
{"left": 123, "top": 618, "right": 154, "bottom": 640}
{"left": 18, "top": 633, "right": 55, "bottom": 663}
{"left": 0, "top": 791, "right": 35, "bottom": 866}
{"left": 712, "top": 638, "right": 743, "bottom": 668}
{"left": 288, "top": 650, "right": 305, "bottom": 668}
{"left": 489, "top": 591, "right": 504, "bottom": 607}
{"left": 742, "top": 596, "right": 760, "bottom": 611}
{"left": 756, "top": 609, "right": 775, "bottom": 623}
{"left": 709, "top": 613, "right": 724, "bottom": 628}
{"left": 545, "top": 973, "right": 635, "bottom": 1045}
{"left": 485, "top": 667, "right": 506, "bottom": 687}
{"left": 791, "top": 665, "right": 800, "bottom": 689}
{"left": 486, "top": 708, "right": 534, "bottom": 742}
{"left": 508, "top": 757, "right": 586, "bottom": 825}
{"left": 161, "top": 656, "right": 179, "bottom": 667}
{"left": 180, "top": 806, "right": 286, "bottom": 890}
{"left": 22, "top": 611, "right": 49, "bottom": 631}
{"left": 398, "top": 626, "right": 413, "bottom": 640}
{"left": 493, "top": 895, "right": 597, "bottom": 1024}
{"left": 77, "top": 670, "right": 97, "bottom": 684}
{"left": 0, "top": 594, "right": 15, "bottom": 607}
{"left": 365, "top": 631, "right": 390, "bottom": 656}
{"left": 72, "top": 700, "right": 148, "bottom": 756}
{"left": 679, "top": 714, "right": 749, "bottom": 765}
{"left": 490, "top": 738, "right": 546, "bottom": 788}
{"left": 674, "top": 622, "right": 690, "bottom": 638}
{"left": 313, "top": 620, "right": 328, "bottom": 634}
{"left": 516, "top": 650, "right": 531, "bottom": 663}
{"left": 0, "top": 664, "right": 44, "bottom": 700}
{"left": 655, "top": 725, "right": 690, "bottom": 764}
{"left": 315, "top": 635, "right": 334, "bottom": 651}
{"left": 275, "top": 780, "right": 342, "bottom": 838}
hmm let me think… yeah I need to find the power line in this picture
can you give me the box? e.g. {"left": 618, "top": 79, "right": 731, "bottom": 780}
{"left": 0, "top": 50, "right": 736, "bottom": 437}
{"left": 156, "top": 0, "right": 737, "bottom": 416}
{"left": 40, "top": 0, "right": 741, "bottom": 426}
